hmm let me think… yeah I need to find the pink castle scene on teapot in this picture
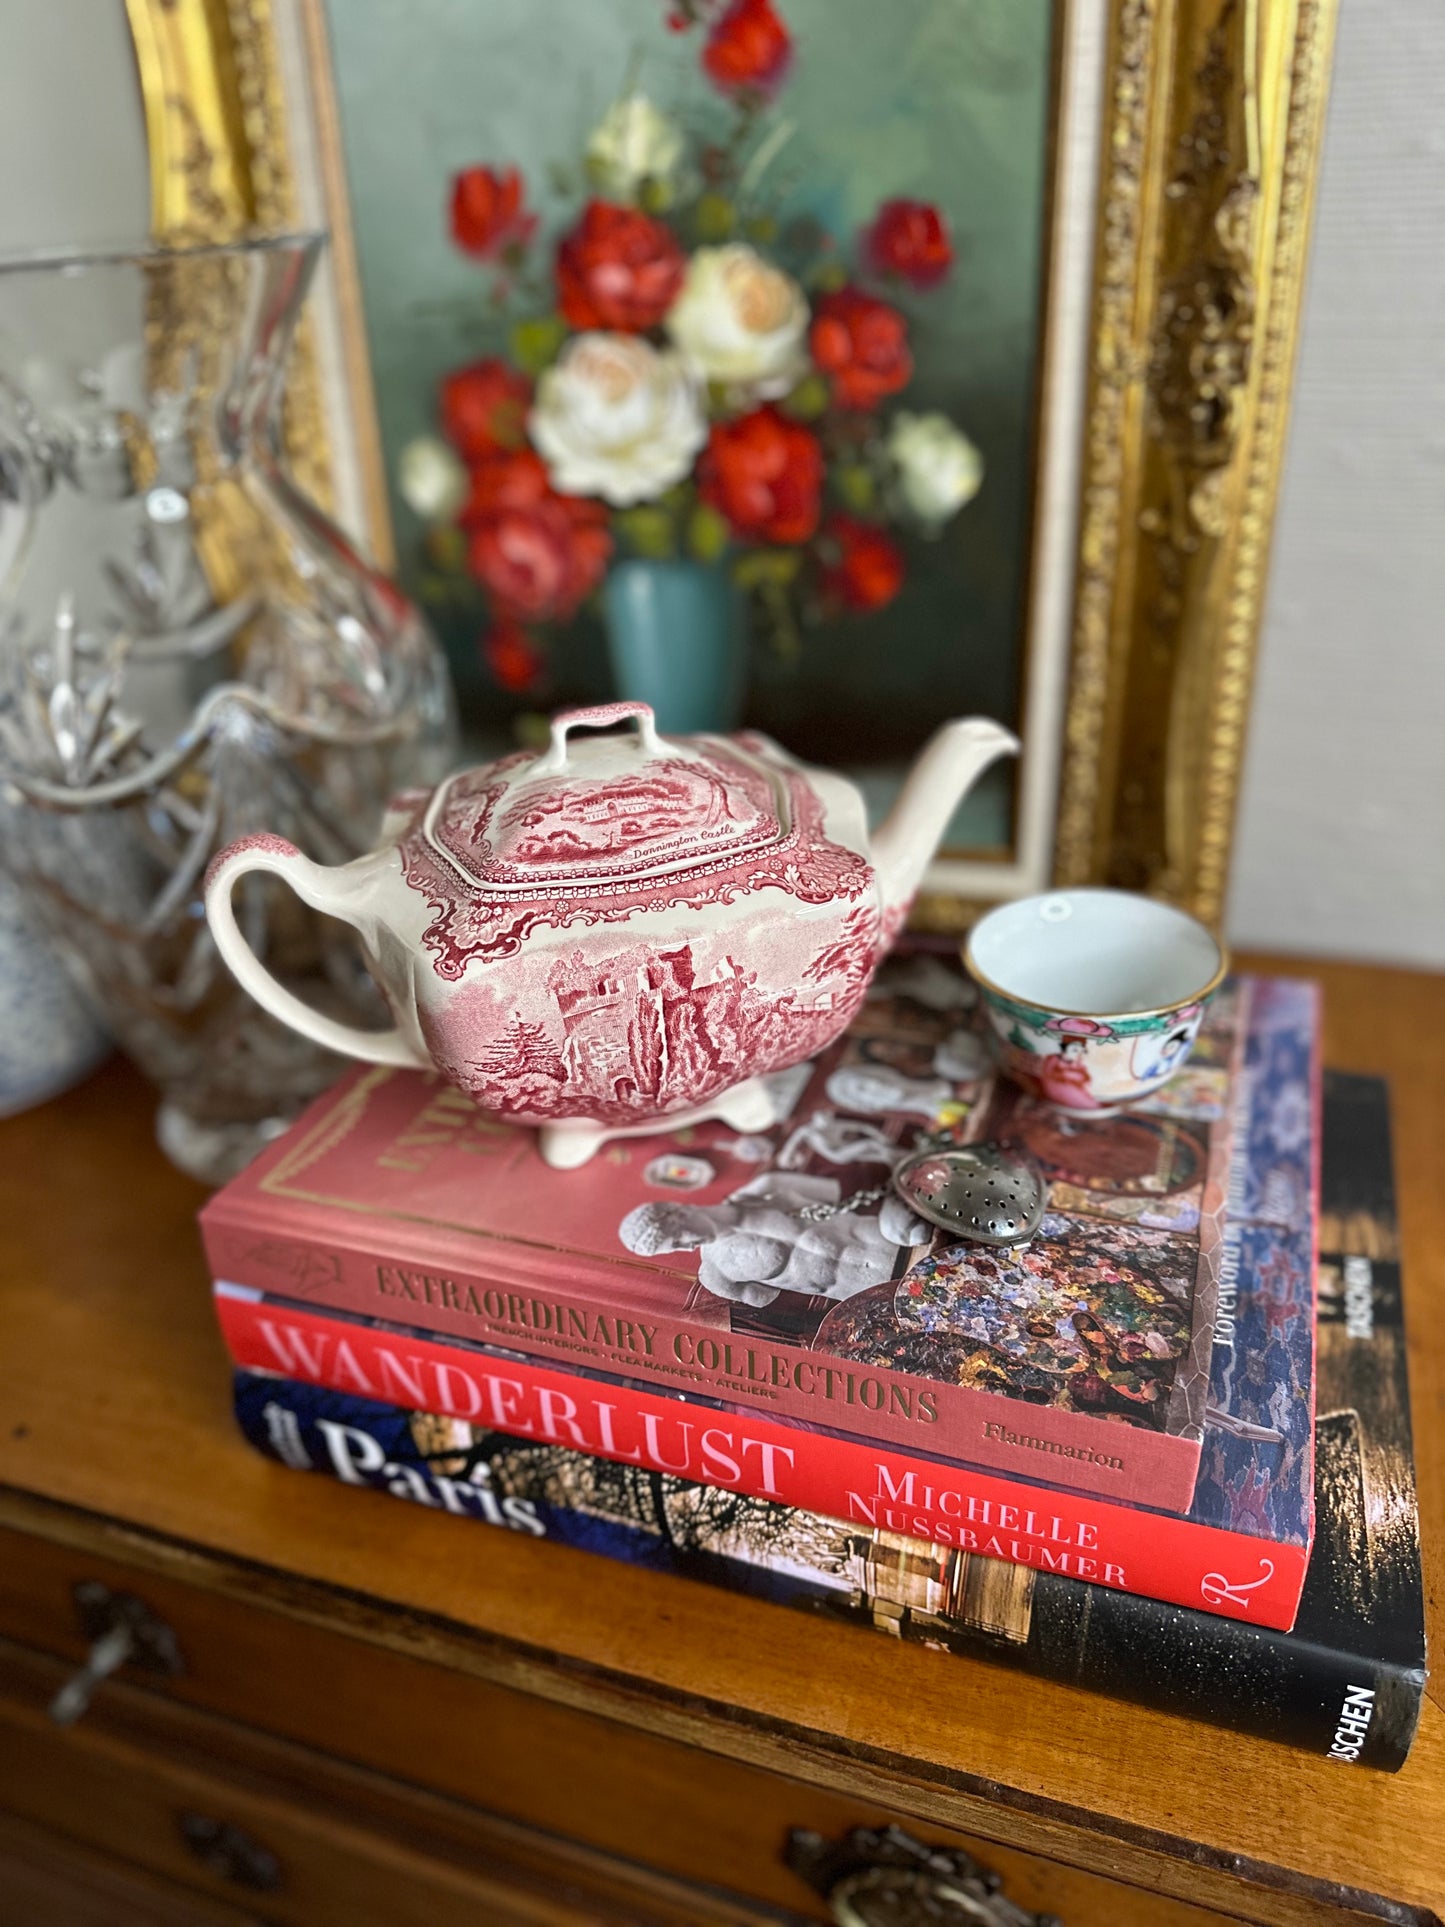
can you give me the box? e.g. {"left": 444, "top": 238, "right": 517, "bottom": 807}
{"left": 205, "top": 702, "right": 1017, "bottom": 1167}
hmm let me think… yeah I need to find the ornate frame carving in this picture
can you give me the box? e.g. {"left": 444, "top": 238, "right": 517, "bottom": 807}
{"left": 1052, "top": 0, "right": 1337, "bottom": 925}
{"left": 125, "top": 0, "right": 336, "bottom": 521}
{"left": 124, "top": 0, "right": 1336, "bottom": 929}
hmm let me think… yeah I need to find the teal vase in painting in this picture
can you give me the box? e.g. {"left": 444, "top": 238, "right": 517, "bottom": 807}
{"left": 602, "top": 560, "right": 746, "bottom": 734}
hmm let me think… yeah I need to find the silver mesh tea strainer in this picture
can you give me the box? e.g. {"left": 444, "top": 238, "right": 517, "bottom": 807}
{"left": 890, "top": 1143, "right": 1047, "bottom": 1248}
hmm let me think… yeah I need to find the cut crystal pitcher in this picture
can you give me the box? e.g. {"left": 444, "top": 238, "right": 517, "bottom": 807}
{"left": 0, "top": 234, "right": 456, "bottom": 1180}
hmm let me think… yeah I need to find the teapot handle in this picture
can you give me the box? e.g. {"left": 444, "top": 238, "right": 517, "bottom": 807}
{"left": 204, "top": 834, "right": 430, "bottom": 1070}
{"left": 532, "top": 701, "right": 678, "bottom": 774}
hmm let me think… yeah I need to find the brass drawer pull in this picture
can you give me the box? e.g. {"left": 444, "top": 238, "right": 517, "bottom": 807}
{"left": 788, "top": 1825, "right": 1062, "bottom": 1926}
{"left": 179, "top": 1811, "right": 284, "bottom": 1891}
{"left": 47, "top": 1579, "right": 185, "bottom": 1724}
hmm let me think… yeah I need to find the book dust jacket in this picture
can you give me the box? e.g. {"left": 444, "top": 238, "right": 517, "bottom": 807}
{"left": 205, "top": 958, "right": 1307, "bottom": 1512}
{"left": 234, "top": 1072, "right": 1418, "bottom": 1766}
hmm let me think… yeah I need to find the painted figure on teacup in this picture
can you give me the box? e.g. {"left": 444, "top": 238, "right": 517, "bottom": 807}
{"left": 1030, "top": 1015, "right": 1115, "bottom": 1109}
{"left": 987, "top": 997, "right": 1209, "bottom": 1114}
{"left": 1128, "top": 1005, "right": 1203, "bottom": 1087}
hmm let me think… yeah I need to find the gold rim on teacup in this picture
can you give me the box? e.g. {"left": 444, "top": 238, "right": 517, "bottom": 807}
{"left": 962, "top": 888, "right": 1228, "bottom": 1021}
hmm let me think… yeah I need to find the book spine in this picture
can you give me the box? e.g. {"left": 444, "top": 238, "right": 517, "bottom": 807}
{"left": 201, "top": 1203, "right": 1198, "bottom": 1512}
{"left": 1028, "top": 1574, "right": 1423, "bottom": 1772}
{"left": 215, "top": 1283, "right": 1308, "bottom": 1628}
{"left": 232, "top": 1369, "right": 1416, "bottom": 1769}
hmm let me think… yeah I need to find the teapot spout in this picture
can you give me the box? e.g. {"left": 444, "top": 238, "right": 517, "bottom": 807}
{"left": 873, "top": 717, "right": 1020, "bottom": 916}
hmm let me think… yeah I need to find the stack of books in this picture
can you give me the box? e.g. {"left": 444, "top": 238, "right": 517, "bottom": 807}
{"left": 202, "top": 952, "right": 1427, "bottom": 1771}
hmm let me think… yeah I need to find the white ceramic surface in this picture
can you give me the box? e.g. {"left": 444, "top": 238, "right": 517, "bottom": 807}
{"left": 967, "top": 888, "right": 1223, "bottom": 1013}
{"left": 964, "top": 888, "right": 1226, "bottom": 1111}
{"left": 206, "top": 703, "right": 1018, "bottom": 1165}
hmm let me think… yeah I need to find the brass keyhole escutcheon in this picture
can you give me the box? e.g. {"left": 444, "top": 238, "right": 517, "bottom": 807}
{"left": 787, "top": 1826, "right": 1062, "bottom": 1927}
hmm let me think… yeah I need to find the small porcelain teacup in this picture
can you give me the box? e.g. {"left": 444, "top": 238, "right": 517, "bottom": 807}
{"left": 962, "top": 888, "right": 1227, "bottom": 1112}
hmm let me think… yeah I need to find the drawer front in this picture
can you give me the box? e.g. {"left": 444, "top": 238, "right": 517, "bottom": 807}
{"left": 0, "top": 1523, "right": 1246, "bottom": 1926}
{"left": 0, "top": 1807, "right": 264, "bottom": 1927}
{"left": 0, "top": 1640, "right": 794, "bottom": 1927}
{"left": 0, "top": 1636, "right": 1239, "bottom": 1927}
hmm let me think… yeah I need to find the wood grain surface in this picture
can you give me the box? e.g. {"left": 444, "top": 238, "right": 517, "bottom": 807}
{"left": 0, "top": 1807, "right": 263, "bottom": 1927}
{"left": 0, "top": 1634, "right": 1252, "bottom": 1927}
{"left": 0, "top": 958, "right": 1440, "bottom": 1920}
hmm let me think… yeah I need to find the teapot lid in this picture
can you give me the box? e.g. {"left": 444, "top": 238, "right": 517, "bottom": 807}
{"left": 423, "top": 703, "right": 790, "bottom": 894}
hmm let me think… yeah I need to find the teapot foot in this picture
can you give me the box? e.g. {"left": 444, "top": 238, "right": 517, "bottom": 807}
{"left": 538, "top": 1075, "right": 781, "bottom": 1172}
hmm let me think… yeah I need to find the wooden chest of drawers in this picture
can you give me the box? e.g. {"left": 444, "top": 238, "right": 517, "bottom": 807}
{"left": 0, "top": 958, "right": 1440, "bottom": 1924}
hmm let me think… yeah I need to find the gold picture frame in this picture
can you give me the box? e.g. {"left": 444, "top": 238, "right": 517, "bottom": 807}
{"left": 123, "top": 0, "right": 1337, "bottom": 932}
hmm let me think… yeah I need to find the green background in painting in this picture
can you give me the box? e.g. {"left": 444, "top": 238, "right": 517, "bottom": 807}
{"left": 323, "top": 0, "right": 1054, "bottom": 848}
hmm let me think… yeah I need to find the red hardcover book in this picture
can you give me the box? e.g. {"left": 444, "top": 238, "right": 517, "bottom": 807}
{"left": 211, "top": 974, "right": 1321, "bottom": 1626}
{"left": 226, "top": 1066, "right": 1413, "bottom": 1760}
{"left": 202, "top": 960, "right": 1258, "bottom": 1512}
{"left": 212, "top": 1272, "right": 1310, "bottom": 1628}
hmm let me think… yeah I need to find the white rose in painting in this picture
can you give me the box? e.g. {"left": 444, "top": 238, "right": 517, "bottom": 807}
{"left": 886, "top": 412, "right": 984, "bottom": 524}
{"left": 529, "top": 333, "right": 707, "bottom": 507}
{"left": 397, "top": 435, "right": 467, "bottom": 522}
{"left": 665, "top": 244, "right": 809, "bottom": 396}
{"left": 585, "top": 93, "right": 684, "bottom": 202}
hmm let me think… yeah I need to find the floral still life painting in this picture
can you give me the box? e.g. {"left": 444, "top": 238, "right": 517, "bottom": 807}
{"left": 399, "top": 0, "right": 986, "bottom": 725}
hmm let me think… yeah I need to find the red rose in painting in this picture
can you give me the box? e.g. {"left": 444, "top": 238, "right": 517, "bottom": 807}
{"left": 809, "top": 288, "right": 912, "bottom": 411}
{"left": 702, "top": 0, "right": 793, "bottom": 96}
{"left": 481, "top": 618, "right": 545, "bottom": 693}
{"left": 450, "top": 166, "right": 536, "bottom": 259}
{"left": 698, "top": 405, "right": 823, "bottom": 544}
{"left": 863, "top": 199, "right": 953, "bottom": 288}
{"left": 462, "top": 449, "right": 611, "bottom": 622}
{"left": 439, "top": 359, "right": 533, "bottom": 461}
{"left": 819, "top": 515, "right": 905, "bottom": 613}
{"left": 458, "top": 446, "right": 539, "bottom": 520}
{"left": 555, "top": 201, "right": 687, "bottom": 332}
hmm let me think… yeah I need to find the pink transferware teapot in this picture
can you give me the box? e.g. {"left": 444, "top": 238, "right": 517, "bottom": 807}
{"left": 205, "top": 702, "right": 1017, "bottom": 1167}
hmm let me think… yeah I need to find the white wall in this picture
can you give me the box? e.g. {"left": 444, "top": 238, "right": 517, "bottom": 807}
{"left": 1226, "top": 0, "right": 1445, "bottom": 967}
{"left": 0, "top": 1, "right": 147, "bottom": 249}
{"left": 0, "top": 5, "right": 150, "bottom": 598}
